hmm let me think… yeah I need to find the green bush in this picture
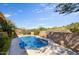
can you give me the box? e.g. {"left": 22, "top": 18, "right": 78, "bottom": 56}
{"left": 66, "top": 22, "right": 79, "bottom": 33}
{"left": 0, "top": 32, "right": 12, "bottom": 55}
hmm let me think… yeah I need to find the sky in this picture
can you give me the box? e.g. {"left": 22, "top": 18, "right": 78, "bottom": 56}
{"left": 0, "top": 3, "right": 79, "bottom": 29}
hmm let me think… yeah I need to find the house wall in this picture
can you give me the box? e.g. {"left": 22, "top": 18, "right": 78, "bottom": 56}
{"left": 39, "top": 31, "right": 47, "bottom": 38}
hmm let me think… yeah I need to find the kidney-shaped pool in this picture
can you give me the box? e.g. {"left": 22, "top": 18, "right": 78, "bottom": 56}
{"left": 19, "top": 36, "right": 48, "bottom": 49}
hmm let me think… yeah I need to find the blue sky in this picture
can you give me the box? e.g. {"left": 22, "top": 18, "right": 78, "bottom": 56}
{"left": 0, "top": 3, "right": 79, "bottom": 29}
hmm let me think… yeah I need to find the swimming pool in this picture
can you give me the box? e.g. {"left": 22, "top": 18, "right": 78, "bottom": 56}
{"left": 19, "top": 36, "right": 48, "bottom": 49}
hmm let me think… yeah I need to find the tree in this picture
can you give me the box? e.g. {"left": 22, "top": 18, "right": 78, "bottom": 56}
{"left": 66, "top": 22, "right": 79, "bottom": 33}
{"left": 6, "top": 18, "right": 16, "bottom": 29}
{"left": 30, "top": 28, "right": 40, "bottom": 35}
{"left": 55, "top": 4, "right": 79, "bottom": 33}
{"left": 0, "top": 12, "right": 16, "bottom": 37}
{"left": 5, "top": 18, "right": 16, "bottom": 37}
{"left": 0, "top": 12, "right": 17, "bottom": 54}
{"left": 38, "top": 27, "right": 47, "bottom": 31}
{"left": 55, "top": 3, "right": 79, "bottom": 14}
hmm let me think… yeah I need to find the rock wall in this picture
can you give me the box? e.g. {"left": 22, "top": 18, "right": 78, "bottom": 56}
{"left": 47, "top": 31, "right": 79, "bottom": 53}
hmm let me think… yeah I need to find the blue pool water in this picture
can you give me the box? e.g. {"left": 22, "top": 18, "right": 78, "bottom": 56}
{"left": 19, "top": 36, "right": 48, "bottom": 49}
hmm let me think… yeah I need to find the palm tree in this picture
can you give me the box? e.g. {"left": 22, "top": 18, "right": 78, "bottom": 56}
{"left": 5, "top": 18, "right": 16, "bottom": 37}
{"left": 0, "top": 12, "right": 17, "bottom": 54}
{"left": 0, "top": 12, "right": 16, "bottom": 37}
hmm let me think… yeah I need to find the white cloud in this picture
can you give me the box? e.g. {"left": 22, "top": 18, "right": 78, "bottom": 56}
{"left": 34, "top": 3, "right": 55, "bottom": 14}
{"left": 39, "top": 23, "right": 46, "bottom": 26}
{"left": 39, "top": 17, "right": 48, "bottom": 20}
{"left": 4, "top": 14, "right": 11, "bottom": 17}
{"left": 42, "top": 4, "right": 55, "bottom": 12}
{"left": 44, "top": 6, "right": 54, "bottom": 11}
{"left": 33, "top": 9, "right": 42, "bottom": 13}
{"left": 39, "top": 3, "right": 48, "bottom": 7}
{"left": 36, "top": 23, "right": 47, "bottom": 28}
{"left": 36, "top": 9, "right": 42, "bottom": 13}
